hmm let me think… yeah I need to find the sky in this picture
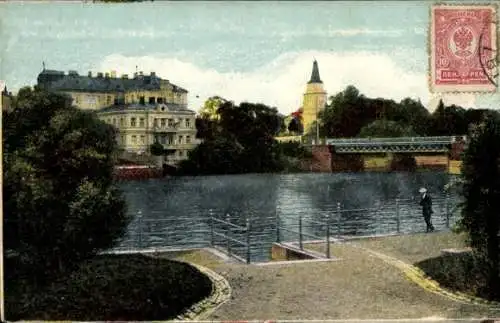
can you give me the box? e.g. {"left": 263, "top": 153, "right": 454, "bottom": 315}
{"left": 0, "top": 0, "right": 499, "bottom": 115}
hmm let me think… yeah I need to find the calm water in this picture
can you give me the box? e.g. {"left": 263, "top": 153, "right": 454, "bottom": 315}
{"left": 114, "top": 172, "right": 461, "bottom": 262}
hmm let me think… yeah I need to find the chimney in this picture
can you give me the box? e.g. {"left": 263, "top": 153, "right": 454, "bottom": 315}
{"left": 151, "top": 72, "right": 156, "bottom": 77}
{"left": 122, "top": 74, "right": 129, "bottom": 79}
{"left": 97, "top": 72, "right": 103, "bottom": 78}
{"left": 111, "top": 70, "right": 117, "bottom": 78}
{"left": 105, "top": 72, "right": 110, "bottom": 78}
{"left": 88, "top": 71, "right": 92, "bottom": 77}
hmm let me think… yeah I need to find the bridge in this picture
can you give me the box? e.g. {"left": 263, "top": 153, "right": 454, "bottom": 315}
{"left": 325, "top": 136, "right": 467, "bottom": 154}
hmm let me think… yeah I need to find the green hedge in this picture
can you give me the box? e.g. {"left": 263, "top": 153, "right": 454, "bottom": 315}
{"left": 6, "top": 254, "right": 213, "bottom": 321}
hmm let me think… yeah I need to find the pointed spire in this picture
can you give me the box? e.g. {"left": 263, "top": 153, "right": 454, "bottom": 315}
{"left": 308, "top": 59, "right": 322, "bottom": 84}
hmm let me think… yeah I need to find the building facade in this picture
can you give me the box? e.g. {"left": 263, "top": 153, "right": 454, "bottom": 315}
{"left": 98, "top": 103, "right": 198, "bottom": 165}
{"left": 301, "top": 60, "right": 327, "bottom": 137}
{"left": 37, "top": 68, "right": 198, "bottom": 165}
{"left": 37, "top": 69, "right": 188, "bottom": 110}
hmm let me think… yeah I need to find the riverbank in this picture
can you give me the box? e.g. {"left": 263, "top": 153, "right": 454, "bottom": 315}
{"left": 160, "top": 232, "right": 499, "bottom": 320}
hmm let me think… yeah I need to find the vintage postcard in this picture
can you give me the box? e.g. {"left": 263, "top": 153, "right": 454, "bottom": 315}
{"left": 1, "top": 0, "right": 500, "bottom": 322}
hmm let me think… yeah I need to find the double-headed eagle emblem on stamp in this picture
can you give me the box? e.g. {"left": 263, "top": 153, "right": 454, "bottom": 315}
{"left": 430, "top": 4, "right": 498, "bottom": 92}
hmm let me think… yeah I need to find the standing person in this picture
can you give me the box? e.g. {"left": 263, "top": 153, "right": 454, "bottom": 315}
{"left": 419, "top": 187, "right": 435, "bottom": 232}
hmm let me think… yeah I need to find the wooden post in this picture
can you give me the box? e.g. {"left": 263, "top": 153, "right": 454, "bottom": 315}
{"left": 299, "top": 215, "right": 303, "bottom": 250}
{"left": 137, "top": 211, "right": 143, "bottom": 249}
{"left": 337, "top": 202, "right": 341, "bottom": 237}
{"left": 396, "top": 199, "right": 400, "bottom": 234}
{"left": 226, "top": 213, "right": 231, "bottom": 256}
{"left": 276, "top": 212, "right": 281, "bottom": 243}
{"left": 445, "top": 193, "right": 450, "bottom": 229}
{"left": 326, "top": 213, "right": 331, "bottom": 259}
{"left": 246, "top": 218, "right": 251, "bottom": 264}
{"left": 209, "top": 209, "right": 214, "bottom": 246}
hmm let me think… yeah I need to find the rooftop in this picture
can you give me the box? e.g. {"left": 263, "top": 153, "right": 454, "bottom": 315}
{"left": 37, "top": 69, "right": 188, "bottom": 94}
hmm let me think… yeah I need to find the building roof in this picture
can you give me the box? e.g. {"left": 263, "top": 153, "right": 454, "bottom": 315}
{"left": 98, "top": 102, "right": 196, "bottom": 115}
{"left": 308, "top": 60, "right": 323, "bottom": 84}
{"left": 37, "top": 69, "right": 188, "bottom": 94}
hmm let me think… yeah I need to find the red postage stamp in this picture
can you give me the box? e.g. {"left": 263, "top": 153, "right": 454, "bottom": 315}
{"left": 430, "top": 4, "right": 498, "bottom": 92}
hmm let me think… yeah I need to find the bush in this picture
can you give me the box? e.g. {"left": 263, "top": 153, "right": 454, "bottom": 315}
{"left": 416, "top": 252, "right": 490, "bottom": 300}
{"left": 3, "top": 87, "right": 130, "bottom": 284}
{"left": 5, "top": 254, "right": 213, "bottom": 320}
{"left": 458, "top": 116, "right": 500, "bottom": 300}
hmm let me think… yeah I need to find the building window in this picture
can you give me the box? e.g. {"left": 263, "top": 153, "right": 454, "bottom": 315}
{"left": 178, "top": 135, "right": 183, "bottom": 144}
{"left": 140, "top": 135, "right": 145, "bottom": 144}
{"left": 186, "top": 135, "right": 191, "bottom": 144}
{"left": 139, "top": 96, "right": 145, "bottom": 105}
{"left": 168, "top": 119, "right": 174, "bottom": 127}
{"left": 153, "top": 118, "right": 158, "bottom": 127}
{"left": 185, "top": 118, "right": 191, "bottom": 128}
{"left": 149, "top": 97, "right": 155, "bottom": 104}
{"left": 130, "top": 117, "right": 137, "bottom": 127}
{"left": 167, "top": 135, "right": 173, "bottom": 144}
{"left": 107, "top": 96, "right": 112, "bottom": 105}
{"left": 160, "top": 135, "right": 166, "bottom": 144}
{"left": 178, "top": 150, "right": 183, "bottom": 157}
{"left": 121, "top": 135, "right": 125, "bottom": 145}
{"left": 131, "top": 135, "right": 137, "bottom": 144}
{"left": 112, "top": 118, "right": 116, "bottom": 126}
{"left": 139, "top": 118, "right": 145, "bottom": 127}
{"left": 157, "top": 97, "right": 163, "bottom": 104}
{"left": 160, "top": 118, "right": 166, "bottom": 127}
{"left": 120, "top": 117, "right": 124, "bottom": 127}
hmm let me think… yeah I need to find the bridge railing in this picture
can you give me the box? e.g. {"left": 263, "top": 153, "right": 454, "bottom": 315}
{"left": 326, "top": 136, "right": 464, "bottom": 146}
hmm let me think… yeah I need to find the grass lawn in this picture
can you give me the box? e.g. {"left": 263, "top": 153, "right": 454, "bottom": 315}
{"left": 5, "top": 253, "right": 213, "bottom": 321}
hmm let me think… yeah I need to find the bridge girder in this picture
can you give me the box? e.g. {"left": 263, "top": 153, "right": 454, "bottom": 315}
{"left": 333, "top": 144, "right": 450, "bottom": 154}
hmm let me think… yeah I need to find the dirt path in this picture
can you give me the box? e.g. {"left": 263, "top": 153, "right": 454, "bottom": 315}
{"left": 168, "top": 242, "right": 500, "bottom": 320}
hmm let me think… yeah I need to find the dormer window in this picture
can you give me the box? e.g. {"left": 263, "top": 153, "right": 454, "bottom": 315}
{"left": 149, "top": 97, "right": 155, "bottom": 104}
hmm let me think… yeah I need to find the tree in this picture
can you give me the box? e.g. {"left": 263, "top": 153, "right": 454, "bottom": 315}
{"left": 459, "top": 114, "right": 500, "bottom": 300}
{"left": 198, "top": 96, "right": 226, "bottom": 121}
{"left": 358, "top": 119, "right": 417, "bottom": 138}
{"left": 430, "top": 100, "right": 468, "bottom": 136}
{"left": 178, "top": 101, "right": 285, "bottom": 174}
{"left": 3, "top": 87, "right": 130, "bottom": 284}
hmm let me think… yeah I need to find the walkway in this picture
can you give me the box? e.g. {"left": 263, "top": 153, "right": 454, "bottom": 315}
{"left": 167, "top": 232, "right": 500, "bottom": 320}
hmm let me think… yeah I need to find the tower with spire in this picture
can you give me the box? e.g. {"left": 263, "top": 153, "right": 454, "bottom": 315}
{"left": 302, "top": 59, "right": 327, "bottom": 138}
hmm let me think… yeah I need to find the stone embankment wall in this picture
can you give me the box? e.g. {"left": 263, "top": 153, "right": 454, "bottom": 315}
{"left": 302, "top": 144, "right": 466, "bottom": 173}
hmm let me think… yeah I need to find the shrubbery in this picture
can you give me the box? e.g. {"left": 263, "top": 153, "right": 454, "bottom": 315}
{"left": 458, "top": 114, "right": 500, "bottom": 300}
{"left": 3, "top": 87, "right": 130, "bottom": 285}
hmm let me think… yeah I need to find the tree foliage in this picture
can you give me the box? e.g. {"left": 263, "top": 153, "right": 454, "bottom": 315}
{"left": 316, "top": 85, "right": 482, "bottom": 139}
{"left": 179, "top": 101, "right": 301, "bottom": 175}
{"left": 459, "top": 115, "right": 500, "bottom": 300}
{"left": 358, "top": 119, "right": 417, "bottom": 138}
{"left": 3, "top": 87, "right": 130, "bottom": 283}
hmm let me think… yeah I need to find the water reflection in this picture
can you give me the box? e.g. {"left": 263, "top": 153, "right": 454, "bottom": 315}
{"left": 114, "top": 171, "right": 459, "bottom": 262}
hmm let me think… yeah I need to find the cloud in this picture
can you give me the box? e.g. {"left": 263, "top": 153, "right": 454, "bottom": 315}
{"left": 98, "top": 51, "right": 486, "bottom": 116}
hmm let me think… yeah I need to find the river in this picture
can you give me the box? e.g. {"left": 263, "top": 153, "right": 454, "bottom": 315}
{"left": 114, "top": 171, "right": 461, "bottom": 262}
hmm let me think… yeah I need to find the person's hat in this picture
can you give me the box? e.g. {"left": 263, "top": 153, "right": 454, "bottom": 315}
{"left": 419, "top": 187, "right": 427, "bottom": 193}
